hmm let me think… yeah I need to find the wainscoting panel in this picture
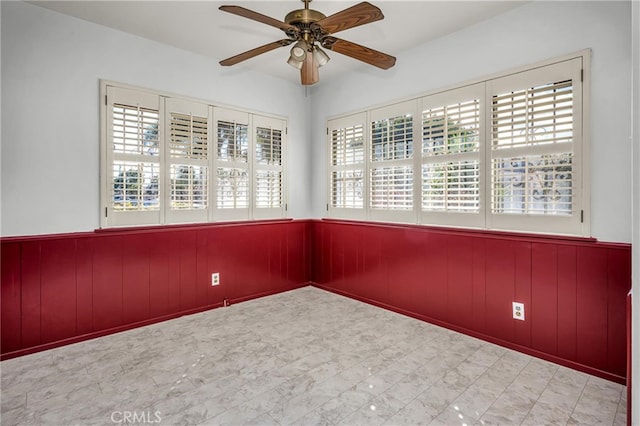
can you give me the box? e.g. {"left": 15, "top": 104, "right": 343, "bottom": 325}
{"left": 0, "top": 219, "right": 631, "bottom": 384}
{"left": 311, "top": 219, "right": 631, "bottom": 384}
{"left": 1, "top": 220, "right": 310, "bottom": 359}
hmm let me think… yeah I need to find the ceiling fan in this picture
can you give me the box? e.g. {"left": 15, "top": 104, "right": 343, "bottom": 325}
{"left": 218, "top": 0, "right": 396, "bottom": 85}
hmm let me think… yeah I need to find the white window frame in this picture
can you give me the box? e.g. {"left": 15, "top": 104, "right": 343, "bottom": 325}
{"left": 327, "top": 112, "right": 367, "bottom": 220}
{"left": 486, "top": 57, "right": 585, "bottom": 236}
{"left": 165, "top": 98, "right": 212, "bottom": 225}
{"left": 253, "top": 115, "right": 287, "bottom": 220}
{"left": 212, "top": 107, "right": 251, "bottom": 221}
{"left": 419, "top": 83, "right": 485, "bottom": 228}
{"left": 326, "top": 50, "right": 591, "bottom": 237}
{"left": 103, "top": 86, "right": 163, "bottom": 227}
{"left": 368, "top": 100, "right": 418, "bottom": 224}
{"left": 100, "top": 81, "right": 288, "bottom": 228}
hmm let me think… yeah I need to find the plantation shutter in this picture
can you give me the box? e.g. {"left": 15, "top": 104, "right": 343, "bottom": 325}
{"left": 105, "top": 86, "right": 162, "bottom": 227}
{"left": 328, "top": 112, "right": 366, "bottom": 219}
{"left": 164, "top": 98, "right": 211, "bottom": 224}
{"left": 213, "top": 107, "right": 250, "bottom": 221}
{"left": 101, "top": 81, "right": 289, "bottom": 228}
{"left": 486, "top": 57, "right": 583, "bottom": 235}
{"left": 253, "top": 115, "right": 286, "bottom": 219}
{"left": 420, "top": 83, "right": 484, "bottom": 228}
{"left": 369, "top": 101, "right": 417, "bottom": 223}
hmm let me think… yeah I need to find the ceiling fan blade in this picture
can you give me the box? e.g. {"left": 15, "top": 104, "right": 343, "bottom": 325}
{"left": 219, "top": 5, "right": 298, "bottom": 33}
{"left": 313, "top": 2, "right": 383, "bottom": 35}
{"left": 322, "top": 37, "right": 396, "bottom": 70}
{"left": 220, "top": 40, "right": 293, "bottom": 66}
{"left": 301, "top": 54, "right": 319, "bottom": 85}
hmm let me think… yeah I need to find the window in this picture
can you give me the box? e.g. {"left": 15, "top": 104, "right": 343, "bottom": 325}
{"left": 420, "top": 83, "right": 484, "bottom": 228}
{"left": 213, "top": 108, "right": 250, "bottom": 220}
{"left": 328, "top": 113, "right": 366, "bottom": 219}
{"left": 165, "top": 98, "right": 210, "bottom": 224}
{"left": 101, "top": 83, "right": 287, "bottom": 228}
{"left": 105, "top": 87, "right": 162, "bottom": 227}
{"left": 369, "top": 102, "right": 416, "bottom": 223}
{"left": 253, "top": 115, "right": 285, "bottom": 219}
{"left": 326, "top": 52, "right": 588, "bottom": 236}
{"left": 486, "top": 58, "right": 583, "bottom": 235}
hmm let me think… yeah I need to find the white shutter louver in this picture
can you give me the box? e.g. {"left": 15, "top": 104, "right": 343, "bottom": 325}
{"left": 255, "top": 170, "right": 282, "bottom": 208}
{"left": 491, "top": 153, "right": 573, "bottom": 215}
{"left": 169, "top": 164, "right": 208, "bottom": 210}
{"left": 216, "top": 168, "right": 249, "bottom": 209}
{"left": 327, "top": 113, "right": 366, "bottom": 218}
{"left": 491, "top": 80, "right": 573, "bottom": 150}
{"left": 253, "top": 116, "right": 285, "bottom": 218}
{"left": 370, "top": 166, "right": 413, "bottom": 210}
{"left": 255, "top": 127, "right": 282, "bottom": 208}
{"left": 421, "top": 93, "right": 481, "bottom": 216}
{"left": 487, "top": 57, "right": 583, "bottom": 235}
{"left": 331, "top": 123, "right": 365, "bottom": 209}
{"left": 491, "top": 79, "right": 574, "bottom": 215}
{"left": 332, "top": 125, "right": 364, "bottom": 166}
{"left": 214, "top": 110, "right": 250, "bottom": 217}
{"left": 164, "top": 98, "right": 210, "bottom": 224}
{"left": 368, "top": 102, "right": 416, "bottom": 222}
{"left": 170, "top": 113, "right": 208, "bottom": 159}
{"left": 217, "top": 120, "right": 248, "bottom": 163}
{"left": 112, "top": 104, "right": 159, "bottom": 156}
{"left": 371, "top": 115, "right": 413, "bottom": 162}
{"left": 422, "top": 161, "right": 480, "bottom": 212}
{"left": 112, "top": 104, "right": 161, "bottom": 212}
{"left": 369, "top": 103, "right": 415, "bottom": 221}
{"left": 256, "top": 127, "right": 282, "bottom": 166}
{"left": 169, "top": 112, "right": 209, "bottom": 210}
{"left": 112, "top": 160, "right": 160, "bottom": 211}
{"left": 422, "top": 99, "right": 480, "bottom": 156}
{"left": 332, "top": 170, "right": 364, "bottom": 209}
{"left": 105, "top": 86, "right": 162, "bottom": 227}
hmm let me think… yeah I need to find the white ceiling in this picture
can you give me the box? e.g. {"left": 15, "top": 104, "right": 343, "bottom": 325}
{"left": 29, "top": 0, "right": 528, "bottom": 85}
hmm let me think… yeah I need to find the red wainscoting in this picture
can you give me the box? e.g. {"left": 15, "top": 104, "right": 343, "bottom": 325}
{"left": 1, "top": 220, "right": 312, "bottom": 360}
{"left": 311, "top": 219, "right": 632, "bottom": 384}
{"left": 0, "top": 218, "right": 632, "bottom": 385}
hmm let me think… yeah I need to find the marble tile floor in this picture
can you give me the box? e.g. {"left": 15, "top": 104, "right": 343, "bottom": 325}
{"left": 0, "top": 286, "right": 627, "bottom": 426}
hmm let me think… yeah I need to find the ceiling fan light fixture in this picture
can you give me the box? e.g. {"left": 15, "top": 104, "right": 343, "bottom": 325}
{"left": 287, "top": 55, "right": 304, "bottom": 69}
{"left": 312, "top": 46, "right": 330, "bottom": 67}
{"left": 291, "top": 40, "right": 307, "bottom": 60}
{"left": 287, "top": 40, "right": 307, "bottom": 69}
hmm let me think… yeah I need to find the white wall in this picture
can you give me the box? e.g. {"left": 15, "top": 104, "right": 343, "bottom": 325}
{"left": 0, "top": 1, "right": 311, "bottom": 237}
{"left": 1, "top": 1, "right": 633, "bottom": 243}
{"left": 310, "top": 0, "right": 633, "bottom": 244}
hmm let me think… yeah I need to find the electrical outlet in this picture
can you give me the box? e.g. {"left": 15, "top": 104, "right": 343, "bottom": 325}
{"left": 512, "top": 302, "right": 525, "bottom": 321}
{"left": 211, "top": 272, "right": 220, "bottom": 286}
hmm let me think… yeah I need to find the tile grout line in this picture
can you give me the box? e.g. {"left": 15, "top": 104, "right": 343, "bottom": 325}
{"left": 471, "top": 351, "right": 532, "bottom": 424}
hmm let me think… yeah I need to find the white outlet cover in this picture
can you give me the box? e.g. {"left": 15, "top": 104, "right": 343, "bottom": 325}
{"left": 211, "top": 273, "right": 220, "bottom": 286}
{"left": 512, "top": 302, "right": 525, "bottom": 321}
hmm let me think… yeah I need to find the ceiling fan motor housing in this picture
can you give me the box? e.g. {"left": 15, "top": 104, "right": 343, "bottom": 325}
{"left": 285, "top": 8, "right": 327, "bottom": 47}
{"left": 284, "top": 8, "right": 326, "bottom": 26}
